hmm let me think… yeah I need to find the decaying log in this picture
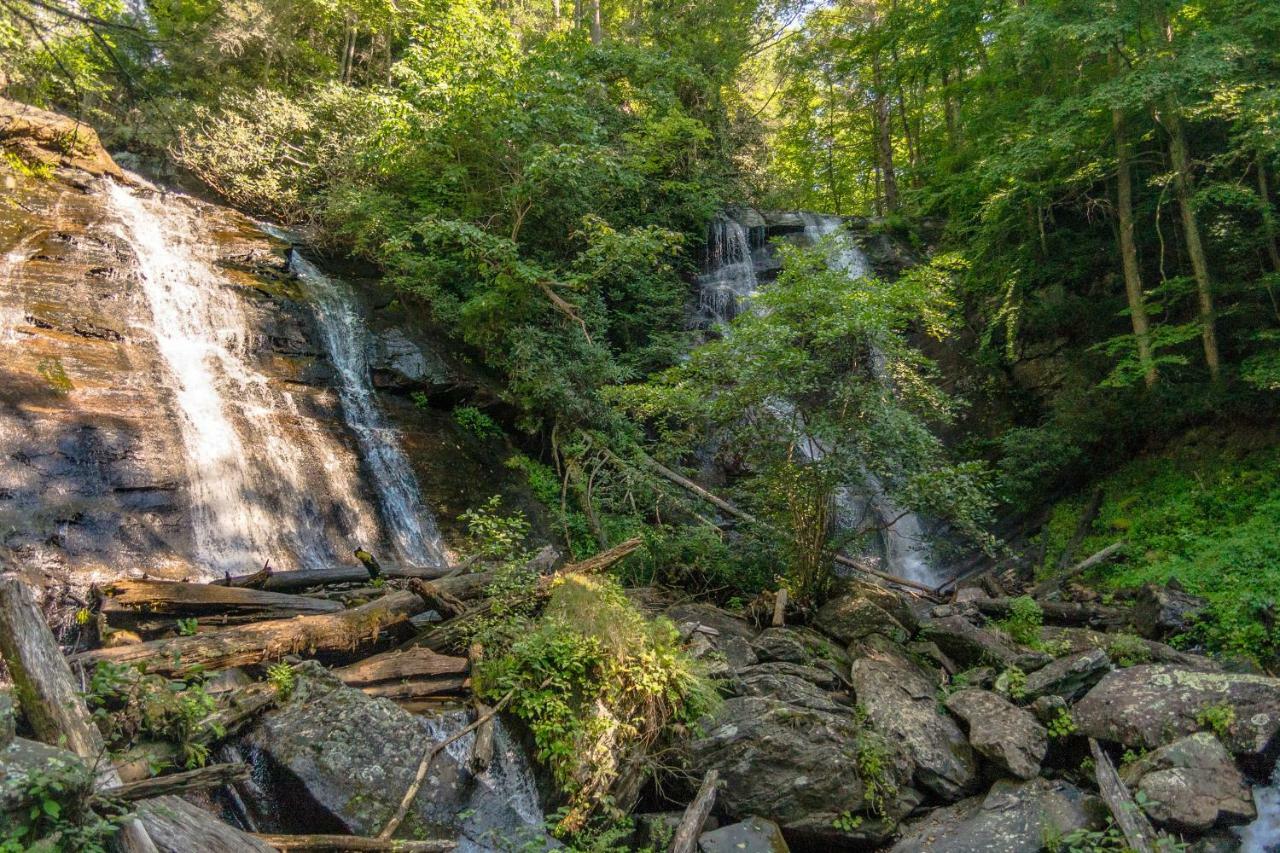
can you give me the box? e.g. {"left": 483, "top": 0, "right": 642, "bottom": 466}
{"left": 253, "top": 835, "right": 455, "bottom": 852}
{"left": 136, "top": 795, "right": 274, "bottom": 853}
{"left": 1089, "top": 738, "right": 1158, "bottom": 853}
{"left": 200, "top": 680, "right": 280, "bottom": 742}
{"left": 214, "top": 563, "right": 272, "bottom": 589}
{"left": 258, "top": 563, "right": 448, "bottom": 593}
{"left": 100, "top": 762, "right": 249, "bottom": 801}
{"left": 409, "top": 578, "right": 469, "bottom": 619}
{"left": 771, "top": 588, "right": 787, "bottom": 627}
{"left": 0, "top": 574, "right": 158, "bottom": 853}
{"left": 100, "top": 579, "right": 342, "bottom": 633}
{"left": 1031, "top": 541, "right": 1126, "bottom": 600}
{"left": 669, "top": 769, "right": 719, "bottom": 853}
{"left": 334, "top": 646, "right": 470, "bottom": 707}
{"left": 973, "top": 597, "right": 1131, "bottom": 629}
{"left": 72, "top": 590, "right": 426, "bottom": 676}
{"left": 467, "top": 644, "right": 494, "bottom": 773}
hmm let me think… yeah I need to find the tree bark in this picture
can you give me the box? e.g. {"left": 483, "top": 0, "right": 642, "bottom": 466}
{"left": 972, "top": 597, "right": 1130, "bottom": 629}
{"left": 873, "top": 58, "right": 899, "bottom": 214}
{"left": 253, "top": 836, "right": 454, "bottom": 852}
{"left": 589, "top": 0, "right": 602, "bottom": 44}
{"left": 1258, "top": 153, "right": 1280, "bottom": 272}
{"left": 669, "top": 769, "right": 718, "bottom": 853}
{"left": 100, "top": 763, "right": 249, "bottom": 801}
{"left": 1057, "top": 487, "right": 1104, "bottom": 569}
{"left": 255, "top": 562, "right": 448, "bottom": 593}
{"left": 100, "top": 579, "right": 342, "bottom": 634}
{"left": 0, "top": 575, "right": 158, "bottom": 852}
{"left": 72, "top": 590, "right": 426, "bottom": 676}
{"left": 1111, "top": 76, "right": 1158, "bottom": 387}
{"left": 136, "top": 796, "right": 274, "bottom": 852}
{"left": 1089, "top": 739, "right": 1159, "bottom": 853}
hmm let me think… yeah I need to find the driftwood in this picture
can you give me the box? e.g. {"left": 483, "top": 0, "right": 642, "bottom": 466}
{"left": 1031, "top": 541, "right": 1126, "bottom": 600}
{"left": 100, "top": 579, "right": 342, "bottom": 634}
{"left": 100, "top": 762, "right": 249, "bottom": 801}
{"left": 334, "top": 646, "right": 470, "bottom": 708}
{"left": 254, "top": 835, "right": 455, "bottom": 852}
{"left": 669, "top": 769, "right": 718, "bottom": 853}
{"left": 0, "top": 574, "right": 158, "bottom": 853}
{"left": 1089, "top": 738, "right": 1158, "bottom": 853}
{"left": 136, "top": 795, "right": 274, "bottom": 852}
{"left": 72, "top": 590, "right": 426, "bottom": 676}
{"left": 257, "top": 563, "right": 448, "bottom": 593}
{"left": 1058, "top": 488, "right": 1105, "bottom": 569}
{"left": 973, "top": 597, "right": 1131, "bottom": 629}
{"left": 771, "top": 588, "right": 788, "bottom": 627}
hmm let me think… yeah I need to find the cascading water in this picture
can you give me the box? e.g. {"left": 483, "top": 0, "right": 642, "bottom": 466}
{"left": 1240, "top": 765, "right": 1280, "bottom": 851}
{"left": 802, "top": 213, "right": 939, "bottom": 586}
{"left": 106, "top": 180, "right": 382, "bottom": 577}
{"left": 696, "top": 216, "right": 758, "bottom": 326}
{"left": 288, "top": 253, "right": 446, "bottom": 568}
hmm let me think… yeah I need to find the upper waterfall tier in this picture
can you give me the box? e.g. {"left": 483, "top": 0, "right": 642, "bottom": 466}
{"left": 0, "top": 168, "right": 445, "bottom": 581}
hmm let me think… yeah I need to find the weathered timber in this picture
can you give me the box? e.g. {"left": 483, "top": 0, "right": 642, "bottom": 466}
{"left": 100, "top": 762, "right": 248, "bottom": 801}
{"left": 468, "top": 644, "right": 494, "bottom": 773}
{"left": 0, "top": 574, "right": 158, "bottom": 853}
{"left": 136, "top": 795, "right": 274, "bottom": 853}
{"left": 771, "top": 588, "right": 788, "bottom": 627}
{"left": 409, "top": 578, "right": 469, "bottom": 619}
{"left": 200, "top": 680, "right": 280, "bottom": 741}
{"left": 101, "top": 579, "right": 342, "bottom": 633}
{"left": 1089, "top": 738, "right": 1158, "bottom": 853}
{"left": 1031, "top": 541, "right": 1127, "bottom": 600}
{"left": 669, "top": 769, "right": 719, "bottom": 853}
{"left": 253, "top": 835, "right": 455, "bottom": 852}
{"left": 974, "top": 597, "right": 1131, "bottom": 629}
{"left": 72, "top": 590, "right": 426, "bottom": 675}
{"left": 214, "top": 563, "right": 272, "bottom": 589}
{"left": 259, "top": 563, "right": 449, "bottom": 592}
{"left": 334, "top": 646, "right": 469, "bottom": 686}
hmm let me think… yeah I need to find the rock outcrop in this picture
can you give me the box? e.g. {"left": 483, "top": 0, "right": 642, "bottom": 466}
{"left": 0, "top": 97, "right": 122, "bottom": 178}
{"left": 945, "top": 689, "right": 1047, "bottom": 780}
{"left": 1118, "top": 733, "right": 1256, "bottom": 831}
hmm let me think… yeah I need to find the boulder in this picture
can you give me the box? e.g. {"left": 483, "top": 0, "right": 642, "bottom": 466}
{"left": 246, "top": 664, "right": 547, "bottom": 849}
{"left": 699, "top": 816, "right": 790, "bottom": 853}
{"left": 750, "top": 627, "right": 850, "bottom": 685}
{"left": 687, "top": 696, "right": 916, "bottom": 846}
{"left": 370, "top": 328, "right": 454, "bottom": 393}
{"left": 669, "top": 603, "right": 759, "bottom": 672}
{"left": 889, "top": 778, "right": 1101, "bottom": 853}
{"left": 850, "top": 635, "right": 978, "bottom": 800}
{"left": 738, "top": 667, "right": 850, "bottom": 714}
{"left": 1118, "top": 733, "right": 1255, "bottom": 831}
{"left": 944, "top": 689, "right": 1048, "bottom": 780}
{"left": 0, "top": 97, "right": 122, "bottom": 178}
{"left": 1073, "top": 665, "right": 1280, "bottom": 763}
{"left": 1133, "top": 583, "right": 1208, "bottom": 640}
{"left": 814, "top": 594, "right": 908, "bottom": 644}
{"left": 920, "top": 615, "right": 1050, "bottom": 671}
{"left": 1, "top": 737, "right": 89, "bottom": 819}
{"left": 1023, "top": 649, "right": 1111, "bottom": 702}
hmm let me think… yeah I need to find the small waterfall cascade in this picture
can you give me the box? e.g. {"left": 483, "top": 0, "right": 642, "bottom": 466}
{"left": 1240, "top": 765, "right": 1280, "bottom": 851}
{"left": 696, "top": 216, "right": 759, "bottom": 326}
{"left": 801, "top": 213, "right": 938, "bottom": 586}
{"left": 106, "top": 181, "right": 381, "bottom": 577}
{"left": 288, "top": 253, "right": 446, "bottom": 568}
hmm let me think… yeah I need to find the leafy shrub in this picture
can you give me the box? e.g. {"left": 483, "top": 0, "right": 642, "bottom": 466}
{"left": 453, "top": 405, "right": 504, "bottom": 440}
{"left": 85, "top": 661, "right": 223, "bottom": 769}
{"left": 476, "top": 574, "right": 716, "bottom": 836}
{"left": 0, "top": 754, "right": 120, "bottom": 852}
{"left": 1106, "top": 633, "right": 1151, "bottom": 667}
{"left": 995, "top": 666, "right": 1027, "bottom": 701}
{"left": 998, "top": 596, "right": 1044, "bottom": 646}
{"left": 1047, "top": 707, "right": 1077, "bottom": 739}
{"left": 460, "top": 495, "right": 531, "bottom": 561}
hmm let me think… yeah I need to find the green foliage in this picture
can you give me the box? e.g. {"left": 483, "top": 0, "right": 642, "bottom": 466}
{"left": 1042, "top": 429, "right": 1280, "bottom": 662}
{"left": 998, "top": 596, "right": 1044, "bottom": 647}
{"left": 1195, "top": 702, "right": 1236, "bottom": 740}
{"left": 176, "top": 617, "right": 199, "bottom": 636}
{"left": 1107, "top": 633, "right": 1153, "bottom": 668}
{"left": 453, "top": 405, "right": 503, "bottom": 440}
{"left": 460, "top": 495, "right": 531, "bottom": 561}
{"left": 1047, "top": 707, "right": 1077, "bottom": 739}
{"left": 84, "top": 661, "right": 224, "bottom": 770}
{"left": 994, "top": 666, "right": 1027, "bottom": 702}
{"left": 0, "top": 753, "right": 120, "bottom": 853}
{"left": 267, "top": 662, "right": 297, "bottom": 699}
{"left": 475, "top": 574, "right": 717, "bottom": 835}
{"left": 851, "top": 705, "right": 899, "bottom": 820}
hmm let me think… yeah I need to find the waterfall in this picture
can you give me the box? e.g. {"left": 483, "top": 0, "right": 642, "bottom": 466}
{"left": 1240, "top": 764, "right": 1280, "bottom": 851}
{"left": 106, "top": 181, "right": 381, "bottom": 577}
{"left": 696, "top": 216, "right": 758, "bottom": 326}
{"left": 288, "top": 253, "right": 445, "bottom": 568}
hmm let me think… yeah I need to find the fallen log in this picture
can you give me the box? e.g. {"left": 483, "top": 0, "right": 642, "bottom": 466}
{"left": 253, "top": 834, "right": 455, "bottom": 852}
{"left": 670, "top": 769, "right": 718, "bottom": 853}
{"left": 973, "top": 597, "right": 1131, "bottom": 629}
{"left": 1089, "top": 738, "right": 1158, "bottom": 853}
{"left": 1031, "top": 541, "right": 1126, "bottom": 600}
{"left": 136, "top": 795, "right": 274, "bottom": 853}
{"left": 100, "top": 579, "right": 342, "bottom": 634}
{"left": 214, "top": 562, "right": 272, "bottom": 589}
{"left": 100, "top": 762, "right": 249, "bottom": 801}
{"left": 258, "top": 563, "right": 448, "bottom": 593}
{"left": 0, "top": 574, "right": 158, "bottom": 853}
{"left": 200, "top": 680, "right": 280, "bottom": 741}
{"left": 72, "top": 590, "right": 426, "bottom": 676}
{"left": 335, "top": 646, "right": 470, "bottom": 707}
{"left": 1057, "top": 488, "right": 1105, "bottom": 569}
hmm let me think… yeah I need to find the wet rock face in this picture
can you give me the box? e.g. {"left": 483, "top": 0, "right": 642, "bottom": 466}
{"left": 1072, "top": 665, "right": 1280, "bottom": 763}
{"left": 1, "top": 97, "right": 123, "bottom": 178}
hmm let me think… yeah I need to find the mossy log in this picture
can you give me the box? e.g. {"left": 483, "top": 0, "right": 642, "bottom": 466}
{"left": 72, "top": 590, "right": 426, "bottom": 676}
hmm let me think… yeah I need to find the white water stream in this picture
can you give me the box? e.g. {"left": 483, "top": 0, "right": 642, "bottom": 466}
{"left": 106, "top": 181, "right": 391, "bottom": 577}
{"left": 288, "top": 254, "right": 445, "bottom": 568}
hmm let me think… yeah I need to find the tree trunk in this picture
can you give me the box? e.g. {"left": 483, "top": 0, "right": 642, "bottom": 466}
{"left": 0, "top": 575, "right": 158, "bottom": 852}
{"left": 72, "top": 590, "right": 426, "bottom": 676}
{"left": 100, "top": 579, "right": 342, "bottom": 634}
{"left": 669, "top": 769, "right": 718, "bottom": 853}
{"left": 137, "top": 796, "right": 275, "bottom": 852}
{"left": 1113, "top": 94, "right": 1158, "bottom": 386}
{"left": 872, "top": 59, "right": 899, "bottom": 214}
{"left": 1258, "top": 153, "right": 1280, "bottom": 272}
{"left": 589, "top": 0, "right": 602, "bottom": 44}
{"left": 101, "top": 763, "right": 250, "bottom": 802}
{"left": 1089, "top": 739, "right": 1159, "bottom": 853}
